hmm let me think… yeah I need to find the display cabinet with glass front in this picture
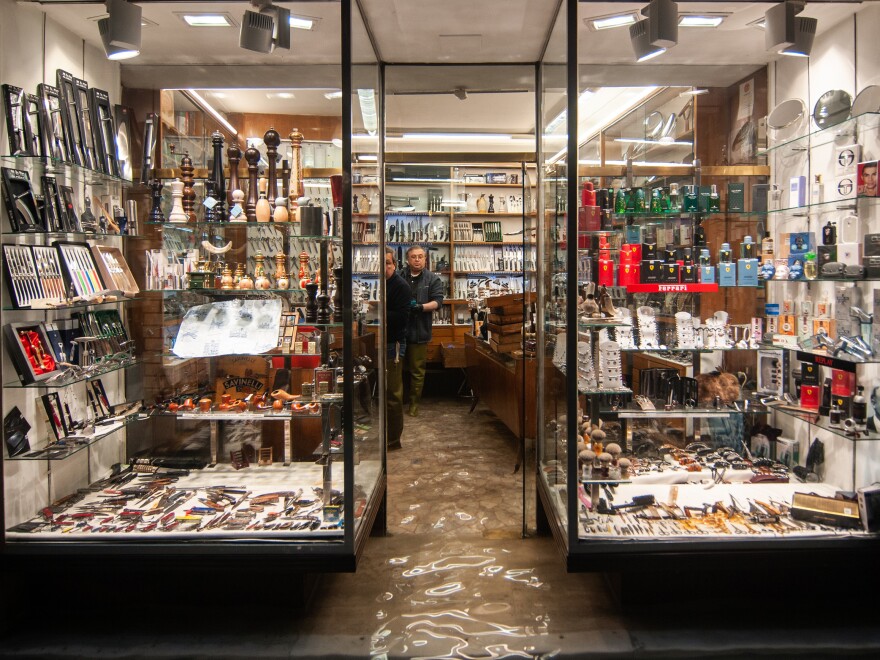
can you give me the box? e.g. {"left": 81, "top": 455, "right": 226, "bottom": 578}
{"left": 1, "top": 0, "right": 386, "bottom": 565}
{"left": 536, "top": 1, "right": 880, "bottom": 569}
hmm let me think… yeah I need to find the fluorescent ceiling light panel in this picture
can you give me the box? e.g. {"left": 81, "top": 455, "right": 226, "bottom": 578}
{"left": 181, "top": 14, "right": 234, "bottom": 27}
{"left": 679, "top": 15, "right": 725, "bottom": 28}
{"left": 357, "top": 154, "right": 378, "bottom": 161}
{"left": 586, "top": 13, "right": 639, "bottom": 31}
{"left": 324, "top": 90, "right": 343, "bottom": 100}
{"left": 401, "top": 133, "right": 513, "bottom": 140}
{"left": 614, "top": 138, "right": 693, "bottom": 146}
{"left": 289, "top": 15, "right": 316, "bottom": 30}
{"left": 182, "top": 89, "right": 238, "bottom": 136}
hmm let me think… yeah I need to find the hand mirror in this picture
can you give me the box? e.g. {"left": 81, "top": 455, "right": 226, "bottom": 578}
{"left": 852, "top": 85, "right": 880, "bottom": 116}
{"left": 644, "top": 111, "right": 663, "bottom": 140}
{"left": 812, "top": 90, "right": 852, "bottom": 129}
{"left": 767, "top": 98, "right": 805, "bottom": 140}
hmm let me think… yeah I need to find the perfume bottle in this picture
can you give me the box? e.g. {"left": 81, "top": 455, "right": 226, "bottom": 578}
{"left": 581, "top": 180, "right": 596, "bottom": 206}
{"left": 693, "top": 221, "right": 706, "bottom": 247}
{"left": 699, "top": 248, "right": 711, "bottom": 266}
{"left": 811, "top": 175, "right": 825, "bottom": 205}
{"left": 719, "top": 242, "right": 732, "bottom": 263}
{"left": 804, "top": 251, "right": 818, "bottom": 280}
{"left": 634, "top": 187, "right": 646, "bottom": 212}
{"left": 853, "top": 386, "right": 867, "bottom": 429}
{"left": 822, "top": 220, "right": 837, "bottom": 245}
{"left": 761, "top": 232, "right": 775, "bottom": 259}
{"left": 668, "top": 182, "right": 681, "bottom": 212}
{"left": 708, "top": 184, "right": 721, "bottom": 212}
{"left": 741, "top": 235, "right": 756, "bottom": 259}
{"left": 829, "top": 402, "right": 842, "bottom": 428}
{"left": 598, "top": 235, "right": 614, "bottom": 286}
{"left": 650, "top": 188, "right": 662, "bottom": 214}
{"left": 683, "top": 185, "right": 700, "bottom": 212}
{"left": 614, "top": 187, "right": 627, "bottom": 214}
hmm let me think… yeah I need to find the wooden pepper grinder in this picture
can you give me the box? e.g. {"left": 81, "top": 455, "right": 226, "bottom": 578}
{"left": 227, "top": 139, "right": 242, "bottom": 208}
{"left": 244, "top": 145, "right": 260, "bottom": 222}
{"left": 288, "top": 128, "right": 304, "bottom": 221}
{"left": 210, "top": 131, "right": 226, "bottom": 220}
{"left": 264, "top": 127, "right": 280, "bottom": 209}
{"left": 180, "top": 152, "right": 196, "bottom": 222}
{"left": 256, "top": 177, "right": 271, "bottom": 223}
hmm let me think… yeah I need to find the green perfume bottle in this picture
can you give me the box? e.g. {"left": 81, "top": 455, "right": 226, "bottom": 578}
{"left": 650, "top": 188, "right": 662, "bottom": 214}
{"left": 634, "top": 187, "right": 646, "bottom": 212}
{"left": 708, "top": 184, "right": 721, "bottom": 212}
{"left": 614, "top": 187, "right": 627, "bottom": 214}
{"left": 683, "top": 185, "right": 699, "bottom": 212}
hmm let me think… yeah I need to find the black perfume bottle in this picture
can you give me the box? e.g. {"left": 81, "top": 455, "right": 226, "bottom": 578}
{"left": 822, "top": 220, "right": 837, "bottom": 245}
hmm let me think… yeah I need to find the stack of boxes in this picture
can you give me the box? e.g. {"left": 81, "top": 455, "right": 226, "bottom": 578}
{"left": 484, "top": 292, "right": 526, "bottom": 354}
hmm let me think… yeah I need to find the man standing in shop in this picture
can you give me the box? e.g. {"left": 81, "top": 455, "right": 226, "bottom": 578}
{"left": 401, "top": 245, "right": 445, "bottom": 417}
{"left": 385, "top": 247, "right": 411, "bottom": 450}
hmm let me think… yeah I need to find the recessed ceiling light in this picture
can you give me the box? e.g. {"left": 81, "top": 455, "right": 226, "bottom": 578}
{"left": 289, "top": 15, "right": 317, "bottom": 30}
{"left": 586, "top": 12, "right": 639, "bottom": 31}
{"left": 749, "top": 17, "right": 766, "bottom": 30}
{"left": 265, "top": 92, "right": 295, "bottom": 99}
{"left": 209, "top": 92, "right": 228, "bottom": 99}
{"left": 324, "top": 90, "right": 343, "bottom": 100}
{"left": 178, "top": 13, "right": 236, "bottom": 28}
{"left": 679, "top": 15, "right": 726, "bottom": 28}
{"left": 87, "top": 13, "right": 157, "bottom": 28}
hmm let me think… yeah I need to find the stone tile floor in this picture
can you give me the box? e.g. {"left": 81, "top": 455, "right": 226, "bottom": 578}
{"left": 2, "top": 397, "right": 880, "bottom": 658}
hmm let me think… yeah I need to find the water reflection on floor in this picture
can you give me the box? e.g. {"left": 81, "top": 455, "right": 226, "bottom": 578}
{"left": 369, "top": 541, "right": 557, "bottom": 659}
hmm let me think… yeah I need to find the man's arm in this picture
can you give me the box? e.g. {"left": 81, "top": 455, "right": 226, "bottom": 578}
{"left": 420, "top": 272, "right": 444, "bottom": 313}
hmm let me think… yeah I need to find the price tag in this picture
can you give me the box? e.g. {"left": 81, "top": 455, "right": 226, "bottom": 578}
{"left": 230, "top": 205, "right": 243, "bottom": 218}
{"left": 203, "top": 196, "right": 217, "bottom": 209}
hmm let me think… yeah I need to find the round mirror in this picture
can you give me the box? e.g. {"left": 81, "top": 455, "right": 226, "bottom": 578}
{"left": 852, "top": 85, "right": 880, "bottom": 116}
{"left": 768, "top": 98, "right": 805, "bottom": 129}
{"left": 644, "top": 111, "right": 664, "bottom": 140}
{"left": 812, "top": 90, "right": 852, "bottom": 129}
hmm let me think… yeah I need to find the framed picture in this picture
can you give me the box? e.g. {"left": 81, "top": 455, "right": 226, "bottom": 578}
{"left": 73, "top": 77, "right": 97, "bottom": 171}
{"left": 2, "top": 244, "right": 44, "bottom": 308}
{"left": 40, "top": 392, "right": 68, "bottom": 441}
{"left": 53, "top": 240, "right": 106, "bottom": 299}
{"left": 1, "top": 167, "right": 43, "bottom": 232}
{"left": 858, "top": 161, "right": 878, "bottom": 198}
{"left": 37, "top": 83, "right": 69, "bottom": 162}
{"left": 91, "top": 244, "right": 139, "bottom": 296}
{"left": 1, "top": 84, "right": 27, "bottom": 155}
{"left": 90, "top": 88, "right": 119, "bottom": 177}
{"left": 40, "top": 176, "right": 64, "bottom": 232}
{"left": 3, "top": 321, "right": 61, "bottom": 384}
{"left": 56, "top": 69, "right": 85, "bottom": 167}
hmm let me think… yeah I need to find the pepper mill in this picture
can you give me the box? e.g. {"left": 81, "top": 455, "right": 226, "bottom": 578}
{"left": 304, "top": 282, "right": 319, "bottom": 322}
{"left": 253, "top": 252, "right": 270, "bottom": 289}
{"left": 332, "top": 267, "right": 344, "bottom": 322}
{"left": 488, "top": 194, "right": 495, "bottom": 213}
{"left": 288, "top": 127, "right": 304, "bottom": 220}
{"left": 298, "top": 250, "right": 311, "bottom": 288}
{"left": 149, "top": 180, "right": 165, "bottom": 223}
{"left": 316, "top": 289, "right": 332, "bottom": 325}
{"left": 210, "top": 131, "right": 226, "bottom": 220}
{"left": 168, "top": 179, "right": 187, "bottom": 223}
{"left": 227, "top": 140, "right": 242, "bottom": 207}
{"left": 180, "top": 152, "right": 196, "bottom": 222}
{"left": 264, "top": 127, "right": 280, "bottom": 209}
{"left": 244, "top": 145, "right": 260, "bottom": 222}
{"left": 275, "top": 252, "right": 289, "bottom": 289}
{"left": 256, "top": 177, "right": 271, "bottom": 223}
{"left": 273, "top": 197, "right": 289, "bottom": 222}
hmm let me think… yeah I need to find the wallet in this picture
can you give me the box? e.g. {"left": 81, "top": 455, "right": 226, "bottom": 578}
{"left": 820, "top": 262, "right": 846, "bottom": 278}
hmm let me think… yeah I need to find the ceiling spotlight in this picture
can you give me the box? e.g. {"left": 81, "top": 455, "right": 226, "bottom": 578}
{"left": 585, "top": 12, "right": 639, "bottom": 31}
{"left": 765, "top": 1, "right": 806, "bottom": 52}
{"left": 630, "top": 19, "right": 665, "bottom": 62}
{"left": 240, "top": 1, "right": 290, "bottom": 53}
{"left": 641, "top": 0, "right": 678, "bottom": 48}
{"left": 453, "top": 87, "right": 468, "bottom": 101}
{"left": 781, "top": 16, "right": 816, "bottom": 57}
{"left": 98, "top": 0, "right": 141, "bottom": 61}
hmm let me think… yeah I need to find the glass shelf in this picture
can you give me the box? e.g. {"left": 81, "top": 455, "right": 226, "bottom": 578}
{"left": 146, "top": 288, "right": 332, "bottom": 296}
{"left": 4, "top": 358, "right": 141, "bottom": 389}
{"left": 171, "top": 409, "right": 321, "bottom": 421}
{"left": 769, "top": 404, "right": 880, "bottom": 442}
{"left": 578, "top": 386, "right": 632, "bottom": 395}
{"left": 0, "top": 154, "right": 131, "bottom": 188}
{"left": 759, "top": 343, "right": 880, "bottom": 365}
{"left": 757, "top": 111, "right": 880, "bottom": 156}
{"left": 0, "top": 230, "right": 143, "bottom": 240}
{"left": 152, "top": 222, "right": 343, "bottom": 241}
{"left": 764, "top": 277, "right": 880, "bottom": 284}
{"left": 9, "top": 413, "right": 142, "bottom": 461}
{"left": 3, "top": 296, "right": 137, "bottom": 312}
{"left": 617, "top": 405, "right": 731, "bottom": 419}
{"left": 577, "top": 319, "right": 631, "bottom": 329}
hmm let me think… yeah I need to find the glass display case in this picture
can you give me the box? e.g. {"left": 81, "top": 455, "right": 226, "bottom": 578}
{"left": 536, "top": 0, "right": 880, "bottom": 570}
{"left": 1, "top": 0, "right": 386, "bottom": 568}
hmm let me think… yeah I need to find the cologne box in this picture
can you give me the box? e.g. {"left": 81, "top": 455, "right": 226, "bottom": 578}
{"left": 865, "top": 255, "right": 880, "bottom": 278}
{"left": 817, "top": 245, "right": 837, "bottom": 268}
{"left": 618, "top": 262, "right": 640, "bottom": 286}
{"left": 831, "top": 394, "right": 853, "bottom": 418}
{"left": 577, "top": 206, "right": 601, "bottom": 231}
{"left": 836, "top": 242, "right": 860, "bottom": 265}
{"left": 800, "top": 383, "right": 821, "bottom": 409}
{"left": 833, "top": 174, "right": 857, "bottom": 201}
{"left": 699, "top": 265, "right": 715, "bottom": 283}
{"left": 681, "top": 264, "right": 697, "bottom": 283}
{"left": 641, "top": 242, "right": 657, "bottom": 260}
{"left": 641, "top": 260, "right": 662, "bottom": 283}
{"left": 625, "top": 224, "right": 641, "bottom": 244}
{"left": 752, "top": 183, "right": 770, "bottom": 214}
{"left": 801, "top": 361, "right": 820, "bottom": 386}
{"left": 727, "top": 182, "right": 745, "bottom": 212}
{"left": 863, "top": 234, "right": 880, "bottom": 257}
{"left": 813, "top": 318, "right": 836, "bottom": 339}
{"left": 836, "top": 144, "right": 861, "bottom": 177}
{"left": 719, "top": 262, "right": 736, "bottom": 287}
{"left": 737, "top": 258, "right": 759, "bottom": 286}
{"left": 778, "top": 314, "right": 797, "bottom": 336}
{"left": 661, "top": 263, "right": 679, "bottom": 283}
{"left": 831, "top": 369, "right": 856, "bottom": 396}
{"left": 789, "top": 176, "right": 807, "bottom": 207}
{"left": 788, "top": 232, "right": 814, "bottom": 255}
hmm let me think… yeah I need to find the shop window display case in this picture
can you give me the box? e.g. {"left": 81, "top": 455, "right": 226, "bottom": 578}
{"left": 1, "top": 0, "right": 386, "bottom": 570}
{"left": 535, "top": 0, "right": 880, "bottom": 571}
